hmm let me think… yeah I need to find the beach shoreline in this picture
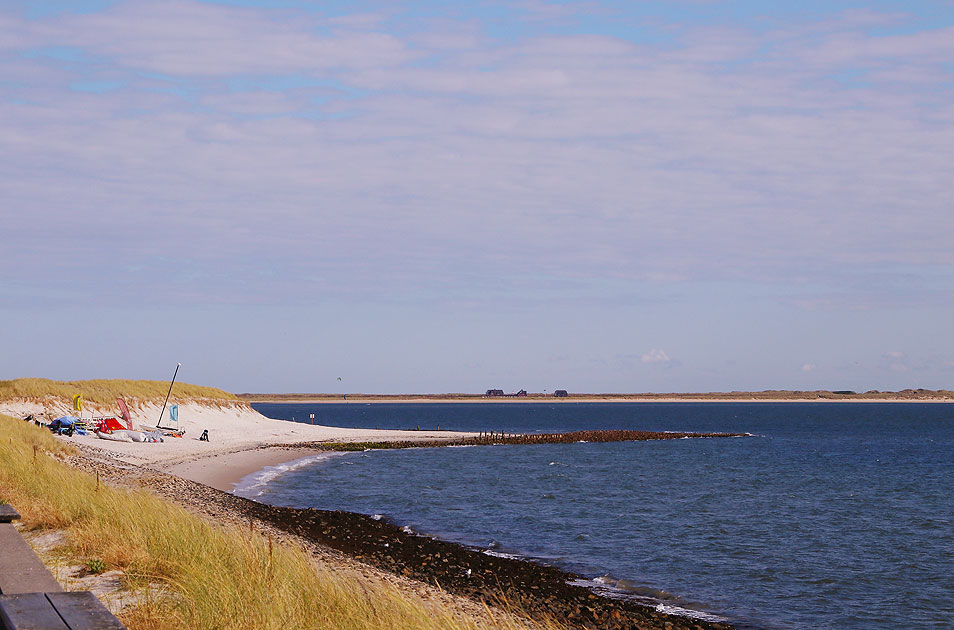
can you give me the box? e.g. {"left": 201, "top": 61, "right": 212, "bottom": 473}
{"left": 0, "top": 396, "right": 737, "bottom": 628}
{"left": 0, "top": 398, "right": 480, "bottom": 468}
{"left": 151, "top": 428, "right": 748, "bottom": 495}
{"left": 160, "top": 446, "right": 327, "bottom": 492}
{"left": 64, "top": 440, "right": 734, "bottom": 630}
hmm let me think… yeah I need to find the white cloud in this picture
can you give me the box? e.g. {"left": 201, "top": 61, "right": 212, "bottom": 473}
{"left": 882, "top": 351, "right": 910, "bottom": 373}
{"left": 642, "top": 349, "right": 672, "bottom": 364}
{"left": 1, "top": 2, "right": 953, "bottom": 306}
{"left": 200, "top": 92, "right": 306, "bottom": 116}
{"left": 12, "top": 1, "right": 416, "bottom": 75}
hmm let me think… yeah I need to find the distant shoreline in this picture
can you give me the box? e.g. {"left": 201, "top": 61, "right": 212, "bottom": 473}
{"left": 240, "top": 390, "right": 954, "bottom": 404}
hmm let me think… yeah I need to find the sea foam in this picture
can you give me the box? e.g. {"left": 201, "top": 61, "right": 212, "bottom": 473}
{"left": 233, "top": 452, "right": 347, "bottom": 498}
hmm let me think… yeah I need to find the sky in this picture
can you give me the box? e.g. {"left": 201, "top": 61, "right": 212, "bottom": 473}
{"left": 2, "top": 0, "right": 953, "bottom": 394}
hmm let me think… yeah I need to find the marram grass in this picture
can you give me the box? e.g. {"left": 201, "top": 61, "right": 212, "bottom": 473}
{"left": 0, "top": 378, "right": 238, "bottom": 405}
{"left": 0, "top": 414, "right": 555, "bottom": 630}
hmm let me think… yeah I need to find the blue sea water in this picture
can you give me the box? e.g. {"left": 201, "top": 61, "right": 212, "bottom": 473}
{"left": 243, "top": 402, "right": 954, "bottom": 630}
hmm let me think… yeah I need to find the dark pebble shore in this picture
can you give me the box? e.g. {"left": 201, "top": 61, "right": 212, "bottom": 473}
{"left": 72, "top": 434, "right": 740, "bottom": 630}
{"left": 229, "top": 493, "right": 735, "bottom": 630}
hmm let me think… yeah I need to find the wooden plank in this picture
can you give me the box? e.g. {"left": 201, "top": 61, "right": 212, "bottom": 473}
{"left": 0, "top": 506, "right": 20, "bottom": 524}
{"left": 45, "top": 593, "right": 125, "bottom": 630}
{"left": 0, "top": 525, "right": 63, "bottom": 595}
{"left": 0, "top": 592, "right": 69, "bottom": 630}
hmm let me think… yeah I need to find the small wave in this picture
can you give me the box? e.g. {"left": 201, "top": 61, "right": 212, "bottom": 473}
{"left": 371, "top": 514, "right": 383, "bottom": 521}
{"left": 567, "top": 578, "right": 728, "bottom": 624}
{"left": 615, "top": 581, "right": 677, "bottom": 600}
{"left": 655, "top": 603, "right": 728, "bottom": 624}
{"left": 233, "top": 452, "right": 347, "bottom": 498}
{"left": 482, "top": 540, "right": 522, "bottom": 559}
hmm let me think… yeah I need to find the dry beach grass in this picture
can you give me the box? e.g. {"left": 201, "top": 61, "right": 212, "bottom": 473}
{"left": 0, "top": 412, "right": 556, "bottom": 630}
{"left": 0, "top": 377, "right": 238, "bottom": 406}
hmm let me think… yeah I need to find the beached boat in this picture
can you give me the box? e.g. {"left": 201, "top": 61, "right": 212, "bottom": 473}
{"left": 95, "top": 429, "right": 134, "bottom": 442}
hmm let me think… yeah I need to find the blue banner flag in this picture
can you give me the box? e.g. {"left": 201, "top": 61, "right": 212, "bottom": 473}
{"left": 169, "top": 404, "right": 178, "bottom": 422}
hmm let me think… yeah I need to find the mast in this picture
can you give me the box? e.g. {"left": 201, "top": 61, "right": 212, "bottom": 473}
{"left": 157, "top": 362, "right": 181, "bottom": 427}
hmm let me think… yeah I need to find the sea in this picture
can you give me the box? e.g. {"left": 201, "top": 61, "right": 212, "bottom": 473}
{"left": 237, "top": 402, "right": 954, "bottom": 630}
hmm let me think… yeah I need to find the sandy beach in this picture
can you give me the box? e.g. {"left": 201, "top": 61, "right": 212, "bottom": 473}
{"left": 0, "top": 398, "right": 477, "bottom": 490}
{"left": 160, "top": 446, "right": 325, "bottom": 492}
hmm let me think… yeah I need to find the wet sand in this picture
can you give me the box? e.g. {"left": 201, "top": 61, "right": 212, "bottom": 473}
{"left": 161, "top": 446, "right": 323, "bottom": 492}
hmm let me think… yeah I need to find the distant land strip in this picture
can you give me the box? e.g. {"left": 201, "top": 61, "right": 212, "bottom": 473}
{"left": 240, "top": 389, "right": 954, "bottom": 403}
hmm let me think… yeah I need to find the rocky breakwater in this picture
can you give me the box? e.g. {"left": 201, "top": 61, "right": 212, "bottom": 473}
{"left": 306, "top": 429, "right": 749, "bottom": 451}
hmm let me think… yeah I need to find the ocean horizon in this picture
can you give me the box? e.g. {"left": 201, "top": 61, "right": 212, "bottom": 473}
{"left": 242, "top": 402, "right": 954, "bottom": 630}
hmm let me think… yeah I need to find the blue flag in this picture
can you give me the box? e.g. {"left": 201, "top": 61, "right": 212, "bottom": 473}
{"left": 169, "top": 404, "right": 178, "bottom": 422}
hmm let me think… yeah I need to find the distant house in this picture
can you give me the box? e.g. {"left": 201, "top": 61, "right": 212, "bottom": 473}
{"left": 515, "top": 389, "right": 528, "bottom": 397}
{"left": 485, "top": 389, "right": 505, "bottom": 397}
{"left": 554, "top": 390, "right": 568, "bottom": 398}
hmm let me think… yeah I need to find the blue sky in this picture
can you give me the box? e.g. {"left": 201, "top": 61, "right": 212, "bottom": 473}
{"left": 2, "top": 0, "right": 953, "bottom": 393}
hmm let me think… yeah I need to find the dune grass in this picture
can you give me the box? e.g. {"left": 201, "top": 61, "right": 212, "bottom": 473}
{"left": 0, "top": 413, "right": 551, "bottom": 630}
{"left": 0, "top": 378, "right": 238, "bottom": 405}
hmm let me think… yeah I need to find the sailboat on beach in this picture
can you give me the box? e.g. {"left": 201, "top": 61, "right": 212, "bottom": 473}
{"left": 154, "top": 363, "right": 186, "bottom": 437}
